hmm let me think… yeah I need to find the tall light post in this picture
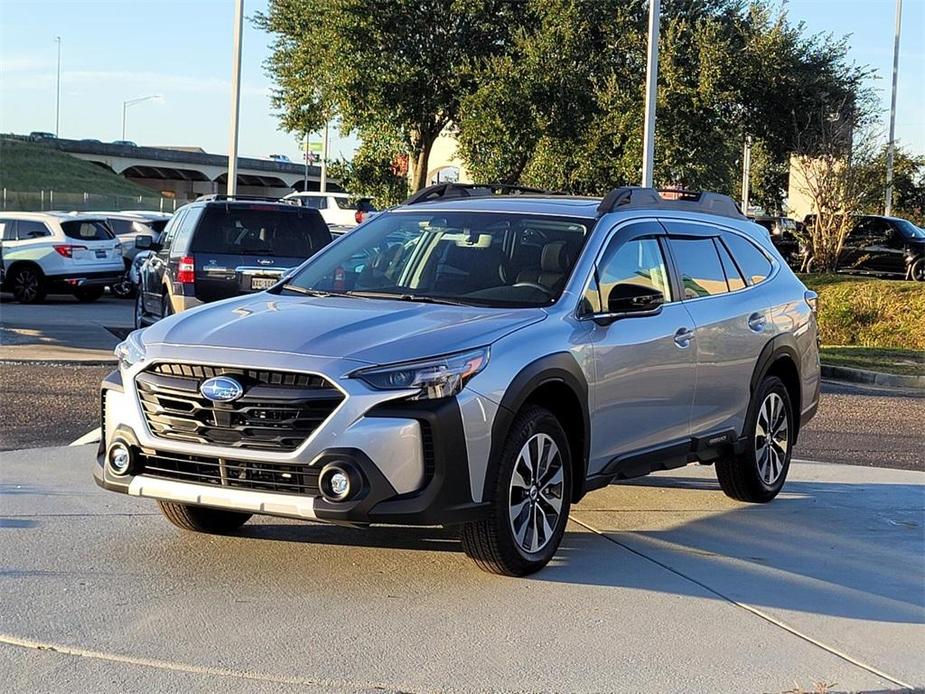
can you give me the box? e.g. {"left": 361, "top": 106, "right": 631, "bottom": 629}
{"left": 641, "top": 0, "right": 661, "bottom": 188}
{"left": 741, "top": 135, "right": 752, "bottom": 213}
{"left": 226, "top": 0, "right": 244, "bottom": 196}
{"left": 885, "top": 0, "right": 903, "bottom": 216}
{"left": 54, "top": 37, "right": 61, "bottom": 137}
{"left": 121, "top": 95, "right": 161, "bottom": 141}
{"left": 319, "top": 120, "right": 329, "bottom": 193}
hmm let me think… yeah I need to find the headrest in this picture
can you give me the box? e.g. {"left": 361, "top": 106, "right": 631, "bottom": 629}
{"left": 541, "top": 241, "right": 569, "bottom": 272}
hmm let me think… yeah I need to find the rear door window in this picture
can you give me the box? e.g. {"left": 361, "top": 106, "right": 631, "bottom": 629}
{"left": 722, "top": 232, "right": 772, "bottom": 285}
{"left": 15, "top": 220, "right": 52, "bottom": 239}
{"left": 714, "top": 238, "right": 746, "bottom": 291}
{"left": 669, "top": 237, "right": 729, "bottom": 298}
{"left": 191, "top": 206, "right": 330, "bottom": 258}
{"left": 60, "top": 219, "right": 114, "bottom": 241}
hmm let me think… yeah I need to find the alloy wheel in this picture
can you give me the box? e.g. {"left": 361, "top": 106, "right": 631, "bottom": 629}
{"left": 509, "top": 433, "right": 565, "bottom": 554}
{"left": 14, "top": 269, "right": 39, "bottom": 302}
{"left": 754, "top": 392, "right": 789, "bottom": 485}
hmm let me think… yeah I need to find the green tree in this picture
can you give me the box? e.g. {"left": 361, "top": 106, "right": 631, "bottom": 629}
{"left": 256, "top": 0, "right": 525, "bottom": 192}
{"left": 327, "top": 127, "right": 409, "bottom": 207}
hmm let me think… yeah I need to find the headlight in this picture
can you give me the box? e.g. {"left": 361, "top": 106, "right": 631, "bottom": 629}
{"left": 114, "top": 330, "right": 146, "bottom": 370}
{"left": 351, "top": 347, "right": 489, "bottom": 400}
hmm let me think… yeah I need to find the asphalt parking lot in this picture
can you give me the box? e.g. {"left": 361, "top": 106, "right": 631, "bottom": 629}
{"left": 1, "top": 447, "right": 922, "bottom": 692}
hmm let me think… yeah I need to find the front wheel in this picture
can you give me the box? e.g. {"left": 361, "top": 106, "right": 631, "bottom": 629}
{"left": 910, "top": 257, "right": 925, "bottom": 282}
{"left": 157, "top": 501, "right": 251, "bottom": 533}
{"left": 461, "top": 406, "right": 571, "bottom": 576}
{"left": 716, "top": 376, "right": 794, "bottom": 503}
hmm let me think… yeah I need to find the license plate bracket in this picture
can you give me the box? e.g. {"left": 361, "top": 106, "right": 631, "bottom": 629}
{"left": 251, "top": 276, "right": 277, "bottom": 290}
{"left": 95, "top": 249, "right": 106, "bottom": 258}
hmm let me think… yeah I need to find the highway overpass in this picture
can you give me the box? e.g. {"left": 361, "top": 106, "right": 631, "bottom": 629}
{"left": 47, "top": 138, "right": 340, "bottom": 200}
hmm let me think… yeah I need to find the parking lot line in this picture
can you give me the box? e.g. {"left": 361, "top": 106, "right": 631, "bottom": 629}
{"left": 569, "top": 515, "right": 915, "bottom": 691}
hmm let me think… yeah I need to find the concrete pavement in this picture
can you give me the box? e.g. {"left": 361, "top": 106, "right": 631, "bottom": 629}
{"left": 0, "top": 293, "right": 131, "bottom": 362}
{"left": 1, "top": 446, "right": 921, "bottom": 692}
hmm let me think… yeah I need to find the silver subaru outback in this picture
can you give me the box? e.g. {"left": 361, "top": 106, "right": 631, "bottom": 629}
{"left": 96, "top": 185, "right": 820, "bottom": 576}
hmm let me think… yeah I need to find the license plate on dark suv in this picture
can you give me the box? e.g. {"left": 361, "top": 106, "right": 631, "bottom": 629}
{"left": 251, "top": 276, "right": 277, "bottom": 290}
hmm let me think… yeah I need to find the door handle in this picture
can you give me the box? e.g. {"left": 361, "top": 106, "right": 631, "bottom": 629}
{"left": 673, "top": 327, "right": 695, "bottom": 348}
{"left": 747, "top": 312, "right": 766, "bottom": 332}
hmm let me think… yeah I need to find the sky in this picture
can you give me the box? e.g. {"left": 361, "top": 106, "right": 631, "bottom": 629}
{"left": 1, "top": 0, "right": 923, "bottom": 163}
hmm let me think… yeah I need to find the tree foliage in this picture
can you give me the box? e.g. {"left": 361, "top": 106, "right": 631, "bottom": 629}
{"left": 255, "top": 0, "right": 525, "bottom": 192}
{"left": 456, "top": 0, "right": 871, "bottom": 208}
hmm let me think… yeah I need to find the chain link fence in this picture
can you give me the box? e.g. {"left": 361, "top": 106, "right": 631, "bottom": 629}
{"left": 1, "top": 189, "right": 181, "bottom": 213}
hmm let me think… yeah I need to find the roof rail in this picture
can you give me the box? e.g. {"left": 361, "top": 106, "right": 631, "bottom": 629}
{"left": 195, "top": 194, "right": 293, "bottom": 204}
{"left": 403, "top": 182, "right": 552, "bottom": 206}
{"left": 597, "top": 186, "right": 744, "bottom": 219}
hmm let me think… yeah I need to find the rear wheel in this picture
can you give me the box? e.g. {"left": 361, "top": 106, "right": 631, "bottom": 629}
{"left": 73, "top": 286, "right": 104, "bottom": 302}
{"left": 461, "top": 406, "right": 571, "bottom": 576}
{"left": 157, "top": 501, "right": 251, "bottom": 533}
{"left": 716, "top": 376, "right": 794, "bottom": 502}
{"left": 11, "top": 265, "right": 47, "bottom": 303}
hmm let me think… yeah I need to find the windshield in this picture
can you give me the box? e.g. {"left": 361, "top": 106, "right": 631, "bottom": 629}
{"left": 894, "top": 218, "right": 925, "bottom": 240}
{"left": 191, "top": 206, "right": 331, "bottom": 257}
{"left": 280, "top": 210, "right": 592, "bottom": 307}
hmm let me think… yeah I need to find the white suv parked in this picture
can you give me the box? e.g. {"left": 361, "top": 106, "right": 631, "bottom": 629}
{"left": 282, "top": 192, "right": 376, "bottom": 227}
{"left": 0, "top": 212, "right": 124, "bottom": 303}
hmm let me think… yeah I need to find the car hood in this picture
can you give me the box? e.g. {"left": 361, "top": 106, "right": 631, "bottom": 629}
{"left": 141, "top": 294, "right": 547, "bottom": 365}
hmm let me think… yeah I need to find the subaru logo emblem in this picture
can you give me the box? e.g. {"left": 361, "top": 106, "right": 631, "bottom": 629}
{"left": 257, "top": 258, "right": 274, "bottom": 265}
{"left": 199, "top": 376, "right": 244, "bottom": 402}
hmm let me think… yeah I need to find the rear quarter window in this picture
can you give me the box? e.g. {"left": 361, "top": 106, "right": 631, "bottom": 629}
{"left": 60, "top": 219, "right": 114, "bottom": 241}
{"left": 722, "top": 232, "right": 773, "bottom": 285}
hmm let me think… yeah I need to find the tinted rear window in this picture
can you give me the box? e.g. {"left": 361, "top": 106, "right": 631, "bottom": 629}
{"left": 722, "top": 232, "right": 772, "bottom": 285}
{"left": 190, "top": 206, "right": 330, "bottom": 257}
{"left": 60, "top": 219, "right": 114, "bottom": 241}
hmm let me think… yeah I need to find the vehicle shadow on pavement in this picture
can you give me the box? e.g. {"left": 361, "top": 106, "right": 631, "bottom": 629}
{"left": 241, "top": 522, "right": 463, "bottom": 553}
{"left": 548, "top": 477, "right": 925, "bottom": 624}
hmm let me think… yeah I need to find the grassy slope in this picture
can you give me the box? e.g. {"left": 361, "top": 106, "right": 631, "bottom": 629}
{"left": 0, "top": 137, "right": 155, "bottom": 196}
{"left": 799, "top": 274, "right": 925, "bottom": 375}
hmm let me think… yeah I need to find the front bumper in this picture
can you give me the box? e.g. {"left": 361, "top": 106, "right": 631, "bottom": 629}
{"left": 95, "top": 366, "right": 489, "bottom": 526}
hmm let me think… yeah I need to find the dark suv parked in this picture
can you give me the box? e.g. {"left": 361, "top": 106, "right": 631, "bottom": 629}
{"left": 804, "top": 214, "right": 925, "bottom": 280}
{"left": 134, "top": 197, "right": 331, "bottom": 327}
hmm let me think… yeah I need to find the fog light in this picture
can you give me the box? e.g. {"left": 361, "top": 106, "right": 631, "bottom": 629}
{"left": 107, "top": 442, "right": 132, "bottom": 476}
{"left": 319, "top": 463, "right": 359, "bottom": 502}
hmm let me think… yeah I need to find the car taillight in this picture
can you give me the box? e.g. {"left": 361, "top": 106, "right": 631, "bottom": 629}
{"left": 354, "top": 210, "right": 364, "bottom": 224}
{"left": 53, "top": 245, "right": 87, "bottom": 258}
{"left": 178, "top": 255, "right": 195, "bottom": 284}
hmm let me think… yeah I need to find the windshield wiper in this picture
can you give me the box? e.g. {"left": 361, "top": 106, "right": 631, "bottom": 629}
{"left": 281, "top": 285, "right": 369, "bottom": 299}
{"left": 343, "top": 290, "right": 469, "bottom": 306}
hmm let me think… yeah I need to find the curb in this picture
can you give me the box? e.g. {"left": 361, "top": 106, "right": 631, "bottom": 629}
{"left": 821, "top": 364, "right": 925, "bottom": 390}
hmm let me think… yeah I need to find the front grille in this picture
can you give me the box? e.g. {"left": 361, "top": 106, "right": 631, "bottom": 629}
{"left": 136, "top": 363, "right": 343, "bottom": 452}
{"left": 138, "top": 450, "right": 320, "bottom": 495}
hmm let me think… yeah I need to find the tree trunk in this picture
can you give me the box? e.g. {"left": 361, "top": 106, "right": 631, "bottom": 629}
{"left": 409, "top": 133, "right": 437, "bottom": 192}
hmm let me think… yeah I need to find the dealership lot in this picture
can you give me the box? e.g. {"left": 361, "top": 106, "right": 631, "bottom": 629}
{"left": 1, "top": 447, "right": 922, "bottom": 692}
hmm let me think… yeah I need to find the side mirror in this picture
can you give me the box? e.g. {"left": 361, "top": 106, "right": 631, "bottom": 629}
{"left": 606, "top": 283, "right": 664, "bottom": 315}
{"left": 134, "top": 235, "right": 153, "bottom": 250}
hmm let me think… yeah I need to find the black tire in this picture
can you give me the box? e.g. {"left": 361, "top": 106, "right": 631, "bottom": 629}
{"left": 461, "top": 406, "right": 572, "bottom": 576}
{"left": 910, "top": 257, "right": 925, "bottom": 282}
{"left": 10, "top": 265, "right": 47, "bottom": 304}
{"left": 73, "top": 286, "right": 105, "bottom": 302}
{"left": 134, "top": 291, "right": 148, "bottom": 328}
{"left": 157, "top": 501, "right": 251, "bottom": 533}
{"left": 110, "top": 274, "right": 136, "bottom": 299}
{"left": 716, "top": 376, "right": 794, "bottom": 503}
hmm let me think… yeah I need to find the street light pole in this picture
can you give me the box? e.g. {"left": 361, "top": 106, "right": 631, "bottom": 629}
{"left": 121, "top": 95, "right": 161, "bottom": 141}
{"left": 741, "top": 135, "right": 752, "bottom": 213}
{"left": 320, "top": 120, "right": 329, "bottom": 193}
{"left": 226, "top": 0, "right": 244, "bottom": 196}
{"left": 55, "top": 37, "right": 61, "bottom": 137}
{"left": 885, "top": 0, "right": 903, "bottom": 216}
{"left": 641, "top": 0, "right": 661, "bottom": 188}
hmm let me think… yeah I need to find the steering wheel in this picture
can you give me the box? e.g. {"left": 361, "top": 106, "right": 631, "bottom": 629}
{"left": 512, "top": 282, "right": 551, "bottom": 295}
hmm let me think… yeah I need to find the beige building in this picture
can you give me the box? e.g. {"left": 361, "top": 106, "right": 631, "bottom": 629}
{"left": 421, "top": 126, "right": 473, "bottom": 186}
